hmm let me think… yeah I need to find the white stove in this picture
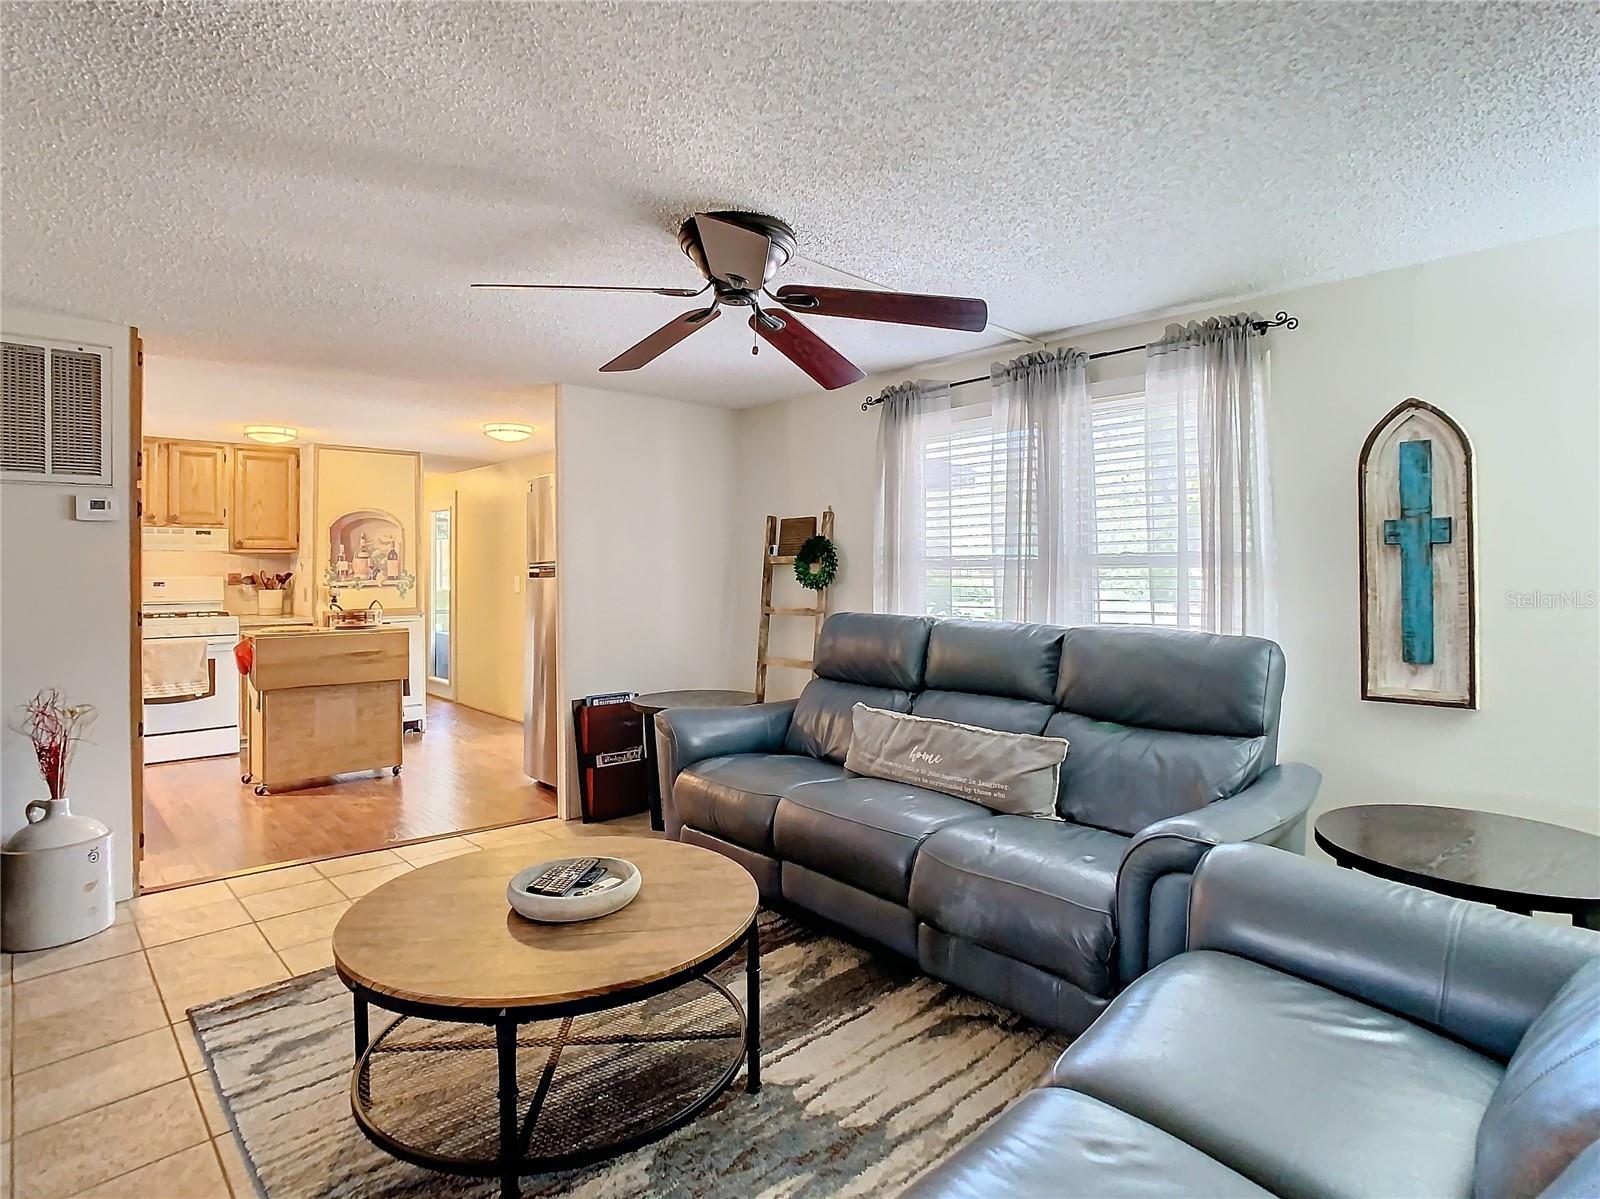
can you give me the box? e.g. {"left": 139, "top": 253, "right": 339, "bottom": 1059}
{"left": 142, "top": 577, "right": 241, "bottom": 637}
{"left": 141, "top": 577, "right": 241, "bottom": 763}
{"left": 142, "top": 611, "right": 241, "bottom": 639}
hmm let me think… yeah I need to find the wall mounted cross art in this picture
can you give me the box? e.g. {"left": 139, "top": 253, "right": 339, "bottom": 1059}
{"left": 1358, "top": 399, "right": 1477, "bottom": 708}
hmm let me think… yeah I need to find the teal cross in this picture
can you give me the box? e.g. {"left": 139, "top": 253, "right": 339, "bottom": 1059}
{"left": 1383, "top": 439, "right": 1453, "bottom": 665}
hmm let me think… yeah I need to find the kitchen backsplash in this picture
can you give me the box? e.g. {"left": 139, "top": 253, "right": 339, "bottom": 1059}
{"left": 143, "top": 549, "right": 312, "bottom": 616}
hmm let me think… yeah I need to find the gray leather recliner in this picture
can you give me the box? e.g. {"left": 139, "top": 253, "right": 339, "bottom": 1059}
{"left": 904, "top": 842, "right": 1600, "bottom": 1199}
{"left": 656, "top": 612, "right": 1321, "bottom": 1032}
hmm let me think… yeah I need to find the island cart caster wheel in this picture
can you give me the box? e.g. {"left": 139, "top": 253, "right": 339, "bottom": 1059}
{"left": 391, "top": 765, "right": 402, "bottom": 776}
{"left": 241, "top": 773, "right": 252, "bottom": 784}
{"left": 255, "top": 784, "right": 269, "bottom": 796}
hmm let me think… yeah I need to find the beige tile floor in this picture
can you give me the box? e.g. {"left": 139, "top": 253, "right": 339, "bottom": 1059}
{"left": 1, "top": 814, "right": 657, "bottom": 1199}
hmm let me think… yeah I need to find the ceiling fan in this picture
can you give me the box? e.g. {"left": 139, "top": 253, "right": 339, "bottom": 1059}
{"left": 473, "top": 211, "right": 989, "bottom": 390}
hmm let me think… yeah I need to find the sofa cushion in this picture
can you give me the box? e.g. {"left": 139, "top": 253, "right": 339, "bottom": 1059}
{"left": 811, "top": 611, "right": 933, "bottom": 690}
{"left": 674, "top": 753, "right": 849, "bottom": 853}
{"left": 902, "top": 1086, "right": 1274, "bottom": 1199}
{"left": 784, "top": 678, "right": 911, "bottom": 763}
{"left": 1475, "top": 959, "right": 1600, "bottom": 1199}
{"left": 773, "top": 777, "right": 992, "bottom": 904}
{"left": 1052, "top": 950, "right": 1503, "bottom": 1199}
{"left": 1046, "top": 710, "right": 1268, "bottom": 834}
{"left": 922, "top": 618, "right": 1064, "bottom": 703}
{"left": 908, "top": 816, "right": 1127, "bottom": 996}
{"left": 1055, "top": 625, "right": 1285, "bottom": 738}
{"left": 910, "top": 689, "right": 1053, "bottom": 734}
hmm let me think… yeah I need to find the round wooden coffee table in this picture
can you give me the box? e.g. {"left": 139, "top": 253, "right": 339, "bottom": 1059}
{"left": 332, "top": 836, "right": 760, "bottom": 1197}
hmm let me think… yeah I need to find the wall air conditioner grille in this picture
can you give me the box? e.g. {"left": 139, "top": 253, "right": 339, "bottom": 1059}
{"left": 48, "top": 348, "right": 104, "bottom": 477}
{"left": 2, "top": 341, "right": 48, "bottom": 474}
{"left": 0, "top": 335, "right": 112, "bottom": 484}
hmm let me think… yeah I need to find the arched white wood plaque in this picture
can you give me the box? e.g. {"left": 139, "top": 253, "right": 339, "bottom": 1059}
{"left": 1358, "top": 399, "right": 1477, "bottom": 708}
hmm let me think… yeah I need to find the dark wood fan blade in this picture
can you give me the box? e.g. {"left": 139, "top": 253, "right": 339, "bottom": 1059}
{"left": 599, "top": 307, "right": 720, "bottom": 372}
{"left": 750, "top": 312, "right": 865, "bottom": 390}
{"left": 774, "top": 285, "right": 988, "bottom": 332}
{"left": 694, "top": 214, "right": 772, "bottom": 289}
{"left": 473, "top": 283, "right": 705, "bottom": 296}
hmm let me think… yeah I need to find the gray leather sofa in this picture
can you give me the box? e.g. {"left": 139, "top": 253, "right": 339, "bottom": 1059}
{"left": 655, "top": 612, "right": 1321, "bottom": 1032}
{"left": 906, "top": 842, "right": 1600, "bottom": 1199}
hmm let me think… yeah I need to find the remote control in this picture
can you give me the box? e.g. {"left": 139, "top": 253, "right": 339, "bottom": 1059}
{"left": 525, "top": 857, "right": 600, "bottom": 897}
{"left": 571, "top": 875, "right": 624, "bottom": 898}
{"left": 570, "top": 863, "right": 608, "bottom": 890}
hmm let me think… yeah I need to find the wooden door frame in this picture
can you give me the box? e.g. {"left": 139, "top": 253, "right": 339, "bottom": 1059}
{"left": 128, "top": 327, "right": 145, "bottom": 894}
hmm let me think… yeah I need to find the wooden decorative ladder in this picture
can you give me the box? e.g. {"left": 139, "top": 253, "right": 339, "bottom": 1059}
{"left": 755, "top": 507, "right": 834, "bottom": 702}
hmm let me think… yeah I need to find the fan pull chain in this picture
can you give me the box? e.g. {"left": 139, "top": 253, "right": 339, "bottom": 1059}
{"left": 752, "top": 325, "right": 759, "bottom": 356}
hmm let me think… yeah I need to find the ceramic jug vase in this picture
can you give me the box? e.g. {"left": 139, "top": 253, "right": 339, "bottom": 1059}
{"left": 1, "top": 798, "right": 114, "bottom": 951}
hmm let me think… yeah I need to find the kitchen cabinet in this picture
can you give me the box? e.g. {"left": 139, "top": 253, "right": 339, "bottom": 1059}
{"left": 164, "top": 439, "right": 229, "bottom": 527}
{"left": 140, "top": 439, "right": 167, "bottom": 527}
{"left": 231, "top": 446, "right": 299, "bottom": 551}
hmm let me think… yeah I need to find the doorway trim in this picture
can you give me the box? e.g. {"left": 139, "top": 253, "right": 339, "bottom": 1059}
{"left": 128, "top": 326, "right": 145, "bottom": 894}
{"left": 426, "top": 494, "right": 457, "bottom": 701}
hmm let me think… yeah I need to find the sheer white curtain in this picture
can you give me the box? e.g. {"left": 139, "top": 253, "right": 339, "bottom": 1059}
{"left": 990, "top": 349, "right": 1097, "bottom": 624}
{"left": 1146, "top": 315, "right": 1277, "bottom": 637}
{"left": 873, "top": 380, "right": 953, "bottom": 615}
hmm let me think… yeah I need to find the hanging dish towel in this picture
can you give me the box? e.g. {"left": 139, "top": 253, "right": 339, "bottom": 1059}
{"left": 142, "top": 638, "right": 211, "bottom": 700}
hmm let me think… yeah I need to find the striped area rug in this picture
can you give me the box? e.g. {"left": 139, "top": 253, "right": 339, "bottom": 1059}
{"left": 193, "top": 912, "right": 1066, "bottom": 1198}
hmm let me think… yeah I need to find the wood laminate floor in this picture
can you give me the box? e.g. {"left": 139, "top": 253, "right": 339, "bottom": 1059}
{"left": 140, "top": 697, "right": 558, "bottom": 891}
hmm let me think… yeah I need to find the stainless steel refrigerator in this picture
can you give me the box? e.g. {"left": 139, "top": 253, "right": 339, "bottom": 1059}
{"left": 524, "top": 474, "right": 559, "bottom": 786}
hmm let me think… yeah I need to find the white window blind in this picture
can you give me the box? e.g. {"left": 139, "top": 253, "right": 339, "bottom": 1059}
{"left": 912, "top": 381, "right": 1207, "bottom": 627}
{"left": 1087, "top": 382, "right": 1205, "bottom": 627}
{"left": 919, "top": 400, "right": 1019, "bottom": 620}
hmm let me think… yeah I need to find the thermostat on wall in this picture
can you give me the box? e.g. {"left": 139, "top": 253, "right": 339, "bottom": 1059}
{"left": 74, "top": 494, "right": 119, "bottom": 521}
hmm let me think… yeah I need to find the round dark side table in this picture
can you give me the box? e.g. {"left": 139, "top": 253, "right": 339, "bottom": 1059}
{"left": 1313, "top": 804, "right": 1600, "bottom": 929}
{"left": 633, "top": 690, "right": 759, "bottom": 831}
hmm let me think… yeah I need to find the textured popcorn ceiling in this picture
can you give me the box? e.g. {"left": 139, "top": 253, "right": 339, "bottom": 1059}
{"left": 2, "top": 1, "right": 1596, "bottom": 410}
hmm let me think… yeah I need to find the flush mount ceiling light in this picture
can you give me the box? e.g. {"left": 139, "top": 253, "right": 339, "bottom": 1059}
{"left": 482, "top": 422, "right": 535, "bottom": 443}
{"left": 243, "top": 425, "right": 298, "bottom": 444}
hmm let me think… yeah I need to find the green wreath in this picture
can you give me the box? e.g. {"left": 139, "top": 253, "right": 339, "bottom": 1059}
{"left": 793, "top": 535, "right": 839, "bottom": 591}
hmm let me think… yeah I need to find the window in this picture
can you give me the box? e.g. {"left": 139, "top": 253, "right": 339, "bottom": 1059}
{"left": 1086, "top": 379, "right": 1205, "bottom": 628}
{"left": 909, "top": 379, "right": 1206, "bottom": 628}
{"left": 428, "top": 508, "right": 452, "bottom": 683}
{"left": 918, "top": 398, "right": 1019, "bottom": 621}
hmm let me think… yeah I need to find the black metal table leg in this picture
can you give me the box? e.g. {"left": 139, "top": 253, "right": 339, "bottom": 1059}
{"left": 497, "top": 1017, "right": 519, "bottom": 1198}
{"left": 745, "top": 921, "right": 761, "bottom": 1093}
{"left": 642, "top": 714, "right": 664, "bottom": 831}
{"left": 353, "top": 994, "right": 369, "bottom": 1059}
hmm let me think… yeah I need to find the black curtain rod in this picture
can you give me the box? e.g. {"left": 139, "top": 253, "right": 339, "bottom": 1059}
{"left": 859, "top": 311, "right": 1300, "bottom": 410}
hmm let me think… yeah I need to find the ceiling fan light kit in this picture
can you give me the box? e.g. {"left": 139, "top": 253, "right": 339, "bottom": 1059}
{"left": 475, "top": 210, "right": 989, "bottom": 391}
{"left": 482, "top": 421, "right": 535, "bottom": 443}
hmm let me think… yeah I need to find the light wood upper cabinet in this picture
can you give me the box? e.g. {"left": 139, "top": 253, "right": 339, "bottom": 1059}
{"left": 140, "top": 438, "right": 167, "bottom": 527}
{"left": 231, "top": 446, "right": 299, "bottom": 551}
{"left": 165, "top": 440, "right": 229, "bottom": 527}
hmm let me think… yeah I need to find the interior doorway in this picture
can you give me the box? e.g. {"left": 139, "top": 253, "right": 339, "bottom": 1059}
{"left": 428, "top": 504, "right": 454, "bottom": 698}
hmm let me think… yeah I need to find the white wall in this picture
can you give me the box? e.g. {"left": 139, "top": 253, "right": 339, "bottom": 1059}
{"left": 733, "top": 229, "right": 1600, "bottom": 838}
{"left": 143, "top": 355, "right": 555, "bottom": 464}
{"left": 1, "top": 310, "right": 138, "bottom": 899}
{"left": 423, "top": 451, "right": 556, "bottom": 722}
{"left": 555, "top": 385, "right": 743, "bottom": 819}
